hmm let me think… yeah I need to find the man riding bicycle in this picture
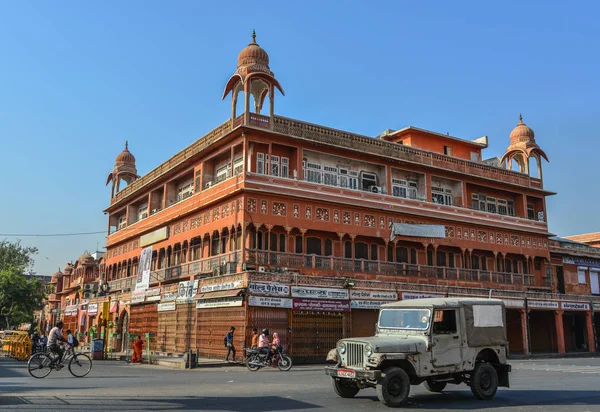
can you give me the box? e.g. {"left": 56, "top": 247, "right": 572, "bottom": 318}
{"left": 47, "top": 321, "right": 69, "bottom": 365}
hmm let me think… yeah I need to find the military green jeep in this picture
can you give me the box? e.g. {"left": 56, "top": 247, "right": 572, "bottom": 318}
{"left": 325, "top": 298, "right": 511, "bottom": 407}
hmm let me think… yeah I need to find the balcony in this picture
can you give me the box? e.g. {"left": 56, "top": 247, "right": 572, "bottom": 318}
{"left": 244, "top": 249, "right": 536, "bottom": 289}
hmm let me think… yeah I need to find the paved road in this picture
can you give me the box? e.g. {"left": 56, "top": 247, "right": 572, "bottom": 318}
{"left": 2, "top": 357, "right": 600, "bottom": 411}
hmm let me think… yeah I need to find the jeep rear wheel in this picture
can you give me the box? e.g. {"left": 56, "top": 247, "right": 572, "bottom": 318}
{"left": 376, "top": 366, "right": 410, "bottom": 407}
{"left": 424, "top": 379, "right": 447, "bottom": 393}
{"left": 470, "top": 363, "right": 498, "bottom": 400}
{"left": 332, "top": 378, "right": 360, "bottom": 398}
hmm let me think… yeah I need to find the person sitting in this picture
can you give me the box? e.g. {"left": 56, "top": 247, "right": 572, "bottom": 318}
{"left": 47, "top": 321, "right": 68, "bottom": 366}
{"left": 250, "top": 328, "right": 258, "bottom": 349}
{"left": 271, "top": 332, "right": 281, "bottom": 351}
{"left": 258, "top": 329, "right": 271, "bottom": 362}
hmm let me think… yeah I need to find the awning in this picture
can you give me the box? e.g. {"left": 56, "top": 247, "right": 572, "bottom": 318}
{"left": 194, "top": 289, "right": 244, "bottom": 300}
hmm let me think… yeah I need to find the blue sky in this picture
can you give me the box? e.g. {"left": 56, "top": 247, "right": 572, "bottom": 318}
{"left": 1, "top": 1, "right": 598, "bottom": 276}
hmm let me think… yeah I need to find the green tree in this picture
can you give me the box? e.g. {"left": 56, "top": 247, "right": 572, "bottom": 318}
{"left": 0, "top": 240, "right": 46, "bottom": 329}
{"left": 0, "top": 240, "right": 38, "bottom": 272}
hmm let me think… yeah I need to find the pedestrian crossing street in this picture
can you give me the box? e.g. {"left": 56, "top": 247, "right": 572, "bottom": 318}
{"left": 513, "top": 362, "right": 600, "bottom": 374}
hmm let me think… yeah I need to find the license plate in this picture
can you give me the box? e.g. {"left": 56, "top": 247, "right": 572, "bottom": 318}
{"left": 337, "top": 369, "right": 356, "bottom": 378}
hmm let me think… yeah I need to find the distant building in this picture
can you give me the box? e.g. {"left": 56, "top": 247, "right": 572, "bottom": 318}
{"left": 564, "top": 232, "right": 600, "bottom": 248}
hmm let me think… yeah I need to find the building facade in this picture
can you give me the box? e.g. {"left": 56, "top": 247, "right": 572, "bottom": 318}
{"left": 52, "top": 33, "right": 599, "bottom": 361}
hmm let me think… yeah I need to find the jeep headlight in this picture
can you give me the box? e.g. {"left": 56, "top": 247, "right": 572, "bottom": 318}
{"left": 337, "top": 342, "right": 346, "bottom": 354}
{"left": 364, "top": 344, "right": 373, "bottom": 357}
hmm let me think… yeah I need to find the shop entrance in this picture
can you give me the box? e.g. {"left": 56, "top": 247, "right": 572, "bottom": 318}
{"left": 529, "top": 310, "right": 557, "bottom": 353}
{"left": 129, "top": 303, "right": 158, "bottom": 352}
{"left": 595, "top": 312, "right": 600, "bottom": 351}
{"left": 506, "top": 309, "right": 524, "bottom": 354}
{"left": 563, "top": 312, "right": 588, "bottom": 352}
{"left": 291, "top": 311, "right": 349, "bottom": 363}
{"left": 351, "top": 310, "right": 378, "bottom": 338}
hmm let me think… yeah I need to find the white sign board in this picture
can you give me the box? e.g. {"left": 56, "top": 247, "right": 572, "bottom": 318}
{"left": 131, "top": 291, "right": 146, "bottom": 304}
{"left": 248, "top": 283, "right": 290, "bottom": 297}
{"left": 200, "top": 280, "right": 244, "bottom": 293}
{"left": 135, "top": 246, "right": 153, "bottom": 292}
{"left": 501, "top": 299, "right": 525, "bottom": 308}
{"left": 350, "top": 290, "right": 397, "bottom": 301}
{"left": 350, "top": 300, "right": 389, "bottom": 309}
{"left": 528, "top": 300, "right": 559, "bottom": 309}
{"left": 196, "top": 297, "right": 243, "bottom": 309}
{"left": 390, "top": 223, "right": 446, "bottom": 241}
{"left": 561, "top": 302, "right": 590, "bottom": 311}
{"left": 401, "top": 292, "right": 444, "bottom": 300}
{"left": 161, "top": 293, "right": 176, "bottom": 302}
{"left": 157, "top": 302, "right": 176, "bottom": 312}
{"left": 291, "top": 286, "right": 349, "bottom": 300}
{"left": 177, "top": 280, "right": 199, "bottom": 303}
{"left": 249, "top": 296, "right": 293, "bottom": 309}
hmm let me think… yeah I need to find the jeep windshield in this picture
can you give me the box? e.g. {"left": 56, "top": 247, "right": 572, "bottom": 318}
{"left": 378, "top": 308, "right": 431, "bottom": 330}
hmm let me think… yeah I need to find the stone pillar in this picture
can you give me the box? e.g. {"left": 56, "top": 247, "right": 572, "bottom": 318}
{"left": 521, "top": 309, "right": 530, "bottom": 355}
{"left": 266, "top": 224, "right": 273, "bottom": 264}
{"left": 586, "top": 311, "right": 596, "bottom": 353}
{"left": 284, "top": 226, "right": 293, "bottom": 254}
{"left": 300, "top": 229, "right": 308, "bottom": 266}
{"left": 554, "top": 310, "right": 566, "bottom": 354}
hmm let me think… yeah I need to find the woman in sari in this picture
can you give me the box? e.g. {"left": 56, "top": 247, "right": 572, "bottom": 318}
{"left": 132, "top": 335, "right": 144, "bottom": 363}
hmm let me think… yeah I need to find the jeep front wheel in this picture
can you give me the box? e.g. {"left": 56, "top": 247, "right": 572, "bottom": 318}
{"left": 332, "top": 378, "right": 360, "bottom": 398}
{"left": 376, "top": 366, "right": 410, "bottom": 407}
{"left": 424, "top": 379, "right": 447, "bottom": 393}
{"left": 470, "top": 363, "right": 498, "bottom": 400}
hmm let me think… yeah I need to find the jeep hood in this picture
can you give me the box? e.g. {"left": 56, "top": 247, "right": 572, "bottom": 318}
{"left": 344, "top": 336, "right": 427, "bottom": 354}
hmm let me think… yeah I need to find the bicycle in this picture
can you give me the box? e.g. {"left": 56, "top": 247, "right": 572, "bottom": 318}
{"left": 27, "top": 343, "right": 93, "bottom": 379}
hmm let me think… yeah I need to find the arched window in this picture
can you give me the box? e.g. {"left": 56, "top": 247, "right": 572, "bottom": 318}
{"left": 355, "top": 242, "right": 368, "bottom": 260}
{"left": 427, "top": 249, "right": 434, "bottom": 266}
{"left": 396, "top": 247, "right": 408, "bottom": 263}
{"left": 236, "top": 230, "right": 242, "bottom": 250}
{"left": 324, "top": 239, "right": 333, "bottom": 256}
{"left": 257, "top": 231, "right": 264, "bottom": 250}
{"left": 306, "top": 237, "right": 322, "bottom": 255}
{"left": 436, "top": 251, "right": 446, "bottom": 267}
{"left": 158, "top": 249, "right": 166, "bottom": 269}
{"left": 344, "top": 241, "right": 352, "bottom": 259}
{"left": 166, "top": 246, "right": 172, "bottom": 267}
{"left": 387, "top": 244, "right": 393, "bottom": 262}
{"left": 190, "top": 237, "right": 202, "bottom": 261}
{"left": 270, "top": 233, "right": 278, "bottom": 252}
{"left": 505, "top": 259, "right": 512, "bottom": 273}
{"left": 410, "top": 248, "right": 417, "bottom": 264}
{"left": 295, "top": 236, "right": 303, "bottom": 254}
{"left": 181, "top": 241, "right": 188, "bottom": 264}
{"left": 370, "top": 244, "right": 378, "bottom": 261}
{"left": 151, "top": 251, "right": 157, "bottom": 270}
{"left": 279, "top": 234, "right": 286, "bottom": 252}
{"left": 212, "top": 234, "right": 220, "bottom": 256}
{"left": 448, "top": 253, "right": 455, "bottom": 268}
{"left": 471, "top": 254, "right": 480, "bottom": 270}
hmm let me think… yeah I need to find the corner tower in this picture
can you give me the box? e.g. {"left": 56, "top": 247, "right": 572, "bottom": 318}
{"left": 500, "top": 115, "right": 549, "bottom": 182}
{"left": 222, "top": 30, "right": 284, "bottom": 127}
{"left": 106, "top": 141, "right": 139, "bottom": 199}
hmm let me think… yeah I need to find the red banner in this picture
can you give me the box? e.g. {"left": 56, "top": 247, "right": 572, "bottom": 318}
{"left": 292, "top": 298, "right": 351, "bottom": 312}
{"left": 110, "top": 301, "right": 119, "bottom": 313}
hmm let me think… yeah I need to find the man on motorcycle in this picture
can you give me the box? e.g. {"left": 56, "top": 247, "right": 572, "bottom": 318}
{"left": 258, "top": 328, "right": 272, "bottom": 363}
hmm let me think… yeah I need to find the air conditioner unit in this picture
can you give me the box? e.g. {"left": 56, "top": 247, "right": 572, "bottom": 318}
{"left": 371, "top": 186, "right": 383, "bottom": 193}
{"left": 204, "top": 181, "right": 213, "bottom": 189}
{"left": 83, "top": 292, "right": 91, "bottom": 299}
{"left": 83, "top": 284, "right": 92, "bottom": 291}
{"left": 258, "top": 266, "right": 266, "bottom": 273}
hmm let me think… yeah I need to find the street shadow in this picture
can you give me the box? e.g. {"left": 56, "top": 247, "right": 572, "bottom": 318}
{"left": 355, "top": 389, "right": 600, "bottom": 409}
{"left": 0, "top": 395, "right": 320, "bottom": 411}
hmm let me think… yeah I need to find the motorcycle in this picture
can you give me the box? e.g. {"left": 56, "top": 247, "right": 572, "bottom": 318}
{"left": 245, "top": 345, "right": 292, "bottom": 372}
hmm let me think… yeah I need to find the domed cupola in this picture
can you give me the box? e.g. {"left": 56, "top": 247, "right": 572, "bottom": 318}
{"left": 501, "top": 115, "right": 548, "bottom": 183}
{"left": 223, "top": 31, "right": 284, "bottom": 125}
{"left": 106, "top": 141, "right": 139, "bottom": 199}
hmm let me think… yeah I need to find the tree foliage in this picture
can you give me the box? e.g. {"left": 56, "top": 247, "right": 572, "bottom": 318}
{"left": 0, "top": 240, "right": 46, "bottom": 329}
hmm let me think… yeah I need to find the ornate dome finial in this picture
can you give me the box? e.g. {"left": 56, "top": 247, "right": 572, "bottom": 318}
{"left": 251, "top": 29, "right": 256, "bottom": 44}
{"left": 125, "top": 140, "right": 128, "bottom": 150}
{"left": 519, "top": 113, "right": 523, "bottom": 123}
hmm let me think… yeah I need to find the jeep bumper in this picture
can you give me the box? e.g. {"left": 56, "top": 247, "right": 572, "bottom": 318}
{"left": 325, "top": 366, "right": 381, "bottom": 380}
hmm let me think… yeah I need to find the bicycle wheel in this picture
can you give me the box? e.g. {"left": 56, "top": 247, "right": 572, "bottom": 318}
{"left": 28, "top": 353, "right": 52, "bottom": 378}
{"left": 69, "top": 353, "right": 92, "bottom": 377}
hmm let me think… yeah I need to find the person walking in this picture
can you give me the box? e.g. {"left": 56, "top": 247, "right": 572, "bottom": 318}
{"left": 131, "top": 335, "right": 144, "bottom": 363}
{"left": 224, "top": 326, "right": 237, "bottom": 363}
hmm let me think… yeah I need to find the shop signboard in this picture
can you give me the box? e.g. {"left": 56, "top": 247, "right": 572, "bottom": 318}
{"left": 561, "top": 302, "right": 590, "bottom": 311}
{"left": 401, "top": 292, "right": 443, "bottom": 300}
{"left": 196, "top": 297, "right": 243, "bottom": 309}
{"left": 200, "top": 279, "right": 244, "bottom": 293}
{"left": 177, "top": 280, "right": 199, "bottom": 303}
{"left": 248, "top": 282, "right": 290, "bottom": 297}
{"left": 349, "top": 290, "right": 397, "bottom": 301}
{"left": 291, "top": 286, "right": 349, "bottom": 300}
{"left": 389, "top": 223, "right": 446, "bottom": 240}
{"left": 87, "top": 303, "right": 98, "bottom": 316}
{"left": 501, "top": 299, "right": 525, "bottom": 309}
{"left": 161, "top": 293, "right": 176, "bottom": 302}
{"left": 249, "top": 296, "right": 292, "bottom": 309}
{"left": 350, "top": 300, "right": 389, "bottom": 310}
{"left": 528, "top": 300, "right": 559, "bottom": 309}
{"left": 65, "top": 305, "right": 78, "bottom": 316}
{"left": 145, "top": 287, "right": 161, "bottom": 302}
{"left": 131, "top": 291, "right": 145, "bottom": 304}
{"left": 292, "top": 298, "right": 351, "bottom": 312}
{"left": 157, "top": 302, "right": 176, "bottom": 312}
